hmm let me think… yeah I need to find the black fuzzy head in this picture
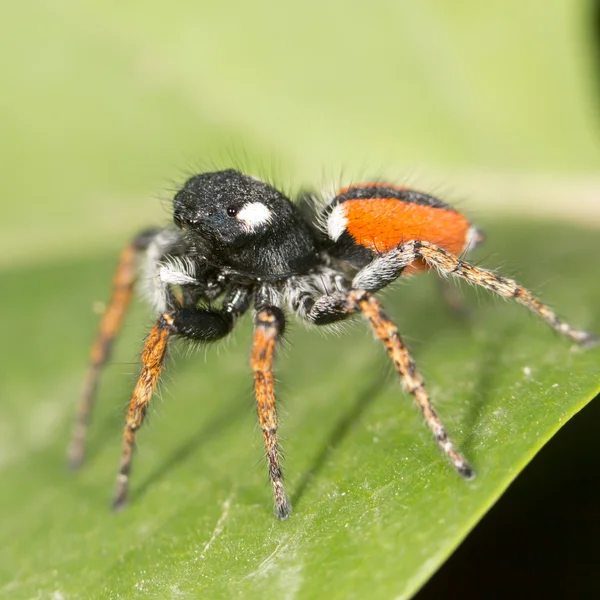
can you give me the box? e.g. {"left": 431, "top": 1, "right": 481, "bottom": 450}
{"left": 173, "top": 170, "right": 318, "bottom": 278}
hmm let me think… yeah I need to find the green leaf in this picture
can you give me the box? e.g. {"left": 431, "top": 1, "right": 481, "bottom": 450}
{"left": 2, "top": 1, "right": 600, "bottom": 269}
{"left": 2, "top": 1, "right": 600, "bottom": 597}
{"left": 1, "top": 220, "right": 598, "bottom": 599}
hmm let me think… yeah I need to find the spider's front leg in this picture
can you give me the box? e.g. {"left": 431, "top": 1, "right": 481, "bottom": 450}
{"left": 113, "top": 299, "right": 245, "bottom": 509}
{"left": 250, "top": 301, "right": 291, "bottom": 519}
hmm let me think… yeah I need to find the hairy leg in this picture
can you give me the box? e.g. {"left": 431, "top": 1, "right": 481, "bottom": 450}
{"left": 414, "top": 241, "right": 597, "bottom": 347}
{"left": 113, "top": 307, "right": 236, "bottom": 509}
{"left": 69, "top": 229, "right": 160, "bottom": 468}
{"left": 349, "top": 290, "right": 473, "bottom": 477}
{"left": 293, "top": 284, "right": 472, "bottom": 478}
{"left": 352, "top": 240, "right": 596, "bottom": 347}
{"left": 113, "top": 315, "right": 172, "bottom": 508}
{"left": 250, "top": 306, "right": 291, "bottom": 519}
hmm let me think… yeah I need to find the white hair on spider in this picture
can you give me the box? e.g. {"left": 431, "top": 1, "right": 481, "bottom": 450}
{"left": 326, "top": 203, "right": 348, "bottom": 241}
{"left": 236, "top": 201, "right": 273, "bottom": 232}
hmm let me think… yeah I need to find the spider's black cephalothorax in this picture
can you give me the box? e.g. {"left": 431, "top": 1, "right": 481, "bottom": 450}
{"left": 70, "top": 169, "right": 597, "bottom": 519}
{"left": 173, "top": 169, "right": 319, "bottom": 279}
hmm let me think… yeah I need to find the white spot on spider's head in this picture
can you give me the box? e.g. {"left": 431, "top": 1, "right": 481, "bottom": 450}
{"left": 236, "top": 202, "right": 273, "bottom": 232}
{"left": 327, "top": 204, "right": 348, "bottom": 241}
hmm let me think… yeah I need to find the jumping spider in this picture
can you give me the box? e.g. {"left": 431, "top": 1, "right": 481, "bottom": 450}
{"left": 69, "top": 169, "right": 597, "bottom": 519}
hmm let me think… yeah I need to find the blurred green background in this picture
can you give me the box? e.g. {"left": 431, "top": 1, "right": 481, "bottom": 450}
{"left": 1, "top": 1, "right": 599, "bottom": 599}
{"left": 2, "top": 0, "right": 600, "bottom": 271}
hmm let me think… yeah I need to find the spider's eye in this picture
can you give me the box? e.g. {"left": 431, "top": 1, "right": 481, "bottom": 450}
{"left": 226, "top": 206, "right": 238, "bottom": 217}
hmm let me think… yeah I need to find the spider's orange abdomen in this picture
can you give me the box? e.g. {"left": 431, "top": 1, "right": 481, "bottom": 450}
{"left": 344, "top": 198, "right": 470, "bottom": 255}
{"left": 325, "top": 184, "right": 482, "bottom": 272}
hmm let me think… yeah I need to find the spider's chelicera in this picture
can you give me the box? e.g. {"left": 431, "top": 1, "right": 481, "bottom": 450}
{"left": 69, "top": 169, "right": 597, "bottom": 519}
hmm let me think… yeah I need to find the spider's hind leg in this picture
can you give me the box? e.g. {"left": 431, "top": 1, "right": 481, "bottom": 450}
{"left": 415, "top": 241, "right": 598, "bottom": 347}
{"left": 348, "top": 289, "right": 474, "bottom": 478}
{"left": 68, "top": 228, "right": 162, "bottom": 469}
{"left": 352, "top": 240, "right": 596, "bottom": 347}
{"left": 290, "top": 276, "right": 473, "bottom": 480}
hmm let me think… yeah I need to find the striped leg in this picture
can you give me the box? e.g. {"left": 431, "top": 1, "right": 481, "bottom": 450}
{"left": 348, "top": 290, "right": 474, "bottom": 479}
{"left": 251, "top": 307, "right": 291, "bottom": 519}
{"left": 113, "top": 316, "right": 172, "bottom": 509}
{"left": 414, "top": 241, "right": 598, "bottom": 347}
{"left": 68, "top": 242, "right": 140, "bottom": 469}
{"left": 113, "top": 307, "right": 235, "bottom": 509}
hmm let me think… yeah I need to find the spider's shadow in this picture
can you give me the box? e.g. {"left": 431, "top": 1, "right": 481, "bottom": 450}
{"left": 131, "top": 396, "right": 247, "bottom": 503}
{"left": 460, "top": 323, "right": 520, "bottom": 456}
{"left": 291, "top": 366, "right": 389, "bottom": 508}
